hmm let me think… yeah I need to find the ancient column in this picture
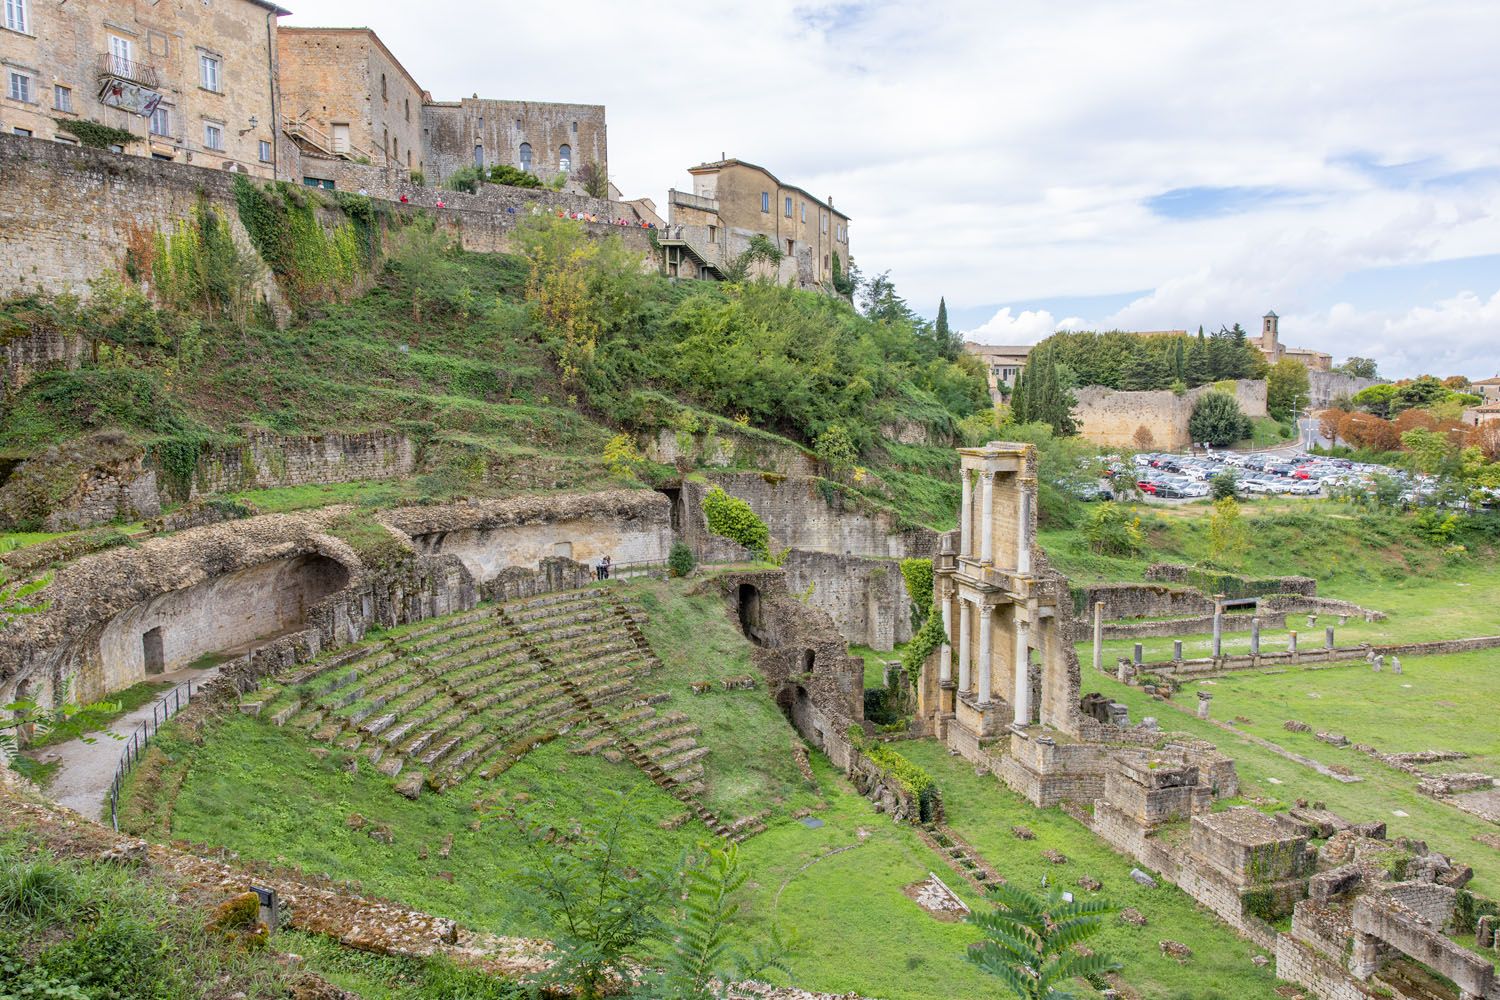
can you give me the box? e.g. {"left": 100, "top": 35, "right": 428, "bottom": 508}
{"left": 1392, "top": 656, "right": 1402, "bottom": 675}
{"left": 1133, "top": 643, "right": 1143, "bottom": 666}
{"left": 1197, "top": 692, "right": 1212, "bottom": 719}
{"left": 1012, "top": 615, "right": 1030, "bottom": 722}
{"left": 1173, "top": 639, "right": 1183, "bottom": 662}
{"left": 1117, "top": 657, "right": 1131, "bottom": 684}
{"left": 957, "top": 599, "right": 972, "bottom": 694}
{"left": 1212, "top": 601, "right": 1224, "bottom": 658}
{"left": 1017, "top": 481, "right": 1032, "bottom": 576}
{"left": 1325, "top": 626, "right": 1335, "bottom": 649}
{"left": 1250, "top": 617, "right": 1261, "bottom": 656}
{"left": 977, "top": 605, "right": 993, "bottom": 704}
{"left": 980, "top": 472, "right": 995, "bottom": 564}
{"left": 939, "top": 598, "right": 953, "bottom": 685}
{"left": 960, "top": 471, "right": 973, "bottom": 557}
{"left": 1092, "top": 602, "right": 1104, "bottom": 672}
{"left": 1289, "top": 630, "right": 1298, "bottom": 653}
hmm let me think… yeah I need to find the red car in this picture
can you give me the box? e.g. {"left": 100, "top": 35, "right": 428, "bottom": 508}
{"left": 1136, "top": 480, "right": 1158, "bottom": 495}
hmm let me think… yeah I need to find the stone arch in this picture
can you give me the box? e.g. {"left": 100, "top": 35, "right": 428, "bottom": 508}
{"left": 655, "top": 486, "right": 683, "bottom": 534}
{"left": 559, "top": 143, "right": 572, "bottom": 172}
{"left": 737, "top": 583, "right": 767, "bottom": 646}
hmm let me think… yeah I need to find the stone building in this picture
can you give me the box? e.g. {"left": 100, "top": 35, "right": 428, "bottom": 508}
{"left": 421, "top": 97, "right": 606, "bottom": 191}
{"left": 1472, "top": 376, "right": 1500, "bottom": 405}
{"left": 925, "top": 442, "right": 1080, "bottom": 758}
{"left": 277, "top": 27, "right": 426, "bottom": 178}
{"left": 0, "top": 0, "right": 288, "bottom": 178}
{"left": 963, "top": 342, "right": 1031, "bottom": 399}
{"left": 1257, "top": 311, "right": 1333, "bottom": 371}
{"left": 664, "top": 158, "right": 851, "bottom": 289}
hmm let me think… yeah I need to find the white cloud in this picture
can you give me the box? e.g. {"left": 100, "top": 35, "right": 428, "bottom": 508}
{"left": 966, "top": 308, "right": 1061, "bottom": 345}
{"left": 1291, "top": 291, "right": 1500, "bottom": 378}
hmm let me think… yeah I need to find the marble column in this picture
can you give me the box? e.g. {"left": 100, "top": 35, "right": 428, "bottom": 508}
{"left": 977, "top": 605, "right": 993, "bottom": 703}
{"left": 1091, "top": 601, "right": 1104, "bottom": 672}
{"left": 1013, "top": 615, "right": 1031, "bottom": 723}
{"left": 980, "top": 472, "right": 995, "bottom": 564}
{"left": 957, "top": 599, "right": 972, "bottom": 693}
{"left": 1325, "top": 626, "right": 1335, "bottom": 649}
{"left": 1212, "top": 609, "right": 1223, "bottom": 658}
{"left": 959, "top": 471, "right": 973, "bottom": 557}
{"left": 1017, "top": 481, "right": 1032, "bottom": 575}
{"left": 1250, "top": 617, "right": 1261, "bottom": 655}
{"left": 939, "top": 599, "right": 953, "bottom": 685}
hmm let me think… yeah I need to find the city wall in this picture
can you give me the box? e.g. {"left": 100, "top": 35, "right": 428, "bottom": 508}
{"left": 1073, "top": 379, "right": 1268, "bottom": 451}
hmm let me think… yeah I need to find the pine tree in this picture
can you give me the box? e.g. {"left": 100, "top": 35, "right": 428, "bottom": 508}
{"left": 1013, "top": 344, "right": 1077, "bottom": 435}
{"left": 934, "top": 297, "right": 961, "bottom": 360}
{"left": 1186, "top": 329, "right": 1210, "bottom": 386}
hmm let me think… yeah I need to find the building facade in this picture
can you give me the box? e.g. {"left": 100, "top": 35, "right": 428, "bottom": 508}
{"left": 964, "top": 342, "right": 1031, "bottom": 399}
{"left": 421, "top": 97, "right": 606, "bottom": 191}
{"left": 1, "top": 0, "right": 287, "bottom": 178}
{"left": 1471, "top": 376, "right": 1500, "bottom": 405}
{"left": 1257, "top": 311, "right": 1332, "bottom": 371}
{"left": 665, "top": 158, "right": 851, "bottom": 289}
{"left": 277, "top": 27, "right": 425, "bottom": 176}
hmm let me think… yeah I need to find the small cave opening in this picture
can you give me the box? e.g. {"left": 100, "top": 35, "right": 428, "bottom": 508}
{"left": 656, "top": 486, "right": 683, "bottom": 534}
{"left": 737, "top": 583, "right": 768, "bottom": 646}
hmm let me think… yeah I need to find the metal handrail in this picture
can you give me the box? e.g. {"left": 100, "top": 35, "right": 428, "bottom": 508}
{"left": 108, "top": 677, "right": 197, "bottom": 832}
{"left": 97, "top": 52, "right": 160, "bottom": 89}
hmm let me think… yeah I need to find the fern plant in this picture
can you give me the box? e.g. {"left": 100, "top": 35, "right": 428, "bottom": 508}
{"left": 965, "top": 884, "right": 1120, "bottom": 1000}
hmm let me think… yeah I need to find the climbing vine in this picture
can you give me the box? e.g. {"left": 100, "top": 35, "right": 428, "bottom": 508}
{"left": 146, "top": 434, "right": 214, "bottom": 503}
{"left": 232, "top": 176, "right": 364, "bottom": 304}
{"left": 901, "top": 608, "right": 946, "bottom": 685}
{"left": 899, "top": 558, "right": 934, "bottom": 619}
{"left": 53, "top": 118, "right": 136, "bottom": 149}
{"left": 145, "top": 199, "right": 254, "bottom": 317}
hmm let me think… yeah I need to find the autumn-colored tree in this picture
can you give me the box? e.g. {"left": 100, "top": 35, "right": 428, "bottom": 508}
{"left": 1341, "top": 412, "right": 1400, "bottom": 452}
{"left": 1132, "top": 425, "right": 1155, "bottom": 450}
{"left": 1318, "top": 409, "right": 1345, "bottom": 445}
{"left": 1468, "top": 422, "right": 1500, "bottom": 462}
{"left": 1393, "top": 408, "right": 1438, "bottom": 435}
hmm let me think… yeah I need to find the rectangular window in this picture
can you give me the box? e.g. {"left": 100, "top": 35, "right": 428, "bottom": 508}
{"left": 199, "top": 53, "right": 221, "bottom": 92}
{"left": 55, "top": 134, "right": 77, "bottom": 145}
{"left": 149, "top": 105, "right": 170, "bottom": 136}
{"left": 7, "top": 71, "right": 30, "bottom": 103}
{"left": 109, "top": 35, "right": 133, "bottom": 75}
{"left": 13, "top": 126, "right": 31, "bottom": 136}
{"left": 53, "top": 84, "right": 71, "bottom": 112}
{"left": 821, "top": 213, "right": 828, "bottom": 234}
{"left": 708, "top": 225, "right": 717, "bottom": 244}
{"left": 801, "top": 202, "right": 806, "bottom": 223}
{"left": 5, "top": 0, "right": 28, "bottom": 33}
{"left": 259, "top": 139, "right": 272, "bottom": 162}
{"left": 784, "top": 196, "right": 792, "bottom": 218}
{"left": 203, "top": 121, "right": 223, "bottom": 150}
{"left": 571, "top": 120, "right": 577, "bottom": 133}
{"left": 760, "top": 191, "right": 769, "bottom": 213}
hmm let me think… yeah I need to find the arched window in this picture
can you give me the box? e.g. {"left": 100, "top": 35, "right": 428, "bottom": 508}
{"left": 519, "top": 141, "right": 532, "bottom": 172}
{"left": 559, "top": 143, "right": 571, "bottom": 172}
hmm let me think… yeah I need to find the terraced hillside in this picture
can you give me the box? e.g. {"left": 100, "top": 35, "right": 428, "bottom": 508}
{"left": 242, "top": 586, "right": 737, "bottom": 836}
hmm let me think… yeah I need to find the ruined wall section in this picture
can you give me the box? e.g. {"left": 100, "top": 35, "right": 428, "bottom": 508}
{"left": 781, "top": 549, "right": 914, "bottom": 651}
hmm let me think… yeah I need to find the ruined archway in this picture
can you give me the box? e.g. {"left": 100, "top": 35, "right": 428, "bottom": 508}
{"left": 737, "top": 583, "right": 768, "bottom": 646}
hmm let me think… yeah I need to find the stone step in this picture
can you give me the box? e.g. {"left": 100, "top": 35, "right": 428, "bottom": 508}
{"left": 312, "top": 720, "right": 344, "bottom": 743}
{"left": 382, "top": 695, "right": 457, "bottom": 747}
{"left": 279, "top": 643, "right": 382, "bottom": 687}
{"left": 639, "top": 723, "right": 701, "bottom": 748}
{"left": 336, "top": 733, "right": 363, "bottom": 752}
{"left": 269, "top": 698, "right": 304, "bottom": 727}
{"left": 647, "top": 736, "right": 700, "bottom": 761}
{"left": 418, "top": 633, "right": 527, "bottom": 673}
{"left": 376, "top": 754, "right": 404, "bottom": 778}
{"left": 399, "top": 607, "right": 496, "bottom": 643}
{"left": 660, "top": 746, "right": 711, "bottom": 773}
{"left": 401, "top": 617, "right": 509, "bottom": 655}
{"left": 574, "top": 735, "right": 618, "bottom": 756}
{"left": 290, "top": 709, "right": 325, "bottom": 731}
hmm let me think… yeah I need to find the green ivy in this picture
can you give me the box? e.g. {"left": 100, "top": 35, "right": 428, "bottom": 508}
{"left": 866, "top": 744, "right": 935, "bottom": 797}
{"left": 901, "top": 609, "right": 945, "bottom": 685}
{"left": 899, "top": 558, "right": 934, "bottom": 618}
{"left": 53, "top": 118, "right": 136, "bottom": 149}
{"left": 702, "top": 486, "right": 769, "bottom": 560}
{"left": 146, "top": 434, "right": 217, "bottom": 503}
{"left": 232, "top": 177, "right": 366, "bottom": 305}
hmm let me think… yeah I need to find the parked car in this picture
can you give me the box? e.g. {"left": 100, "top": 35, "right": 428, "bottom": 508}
{"left": 1136, "top": 480, "right": 1159, "bottom": 495}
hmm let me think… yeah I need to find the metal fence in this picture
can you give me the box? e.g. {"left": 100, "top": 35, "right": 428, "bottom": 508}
{"left": 108, "top": 678, "right": 198, "bottom": 832}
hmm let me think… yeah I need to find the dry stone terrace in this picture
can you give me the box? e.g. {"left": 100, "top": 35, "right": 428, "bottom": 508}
{"left": 240, "top": 586, "right": 737, "bottom": 838}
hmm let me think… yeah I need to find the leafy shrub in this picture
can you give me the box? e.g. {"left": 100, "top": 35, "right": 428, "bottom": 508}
{"left": 1209, "top": 470, "right": 1239, "bottom": 500}
{"left": 899, "top": 558, "right": 934, "bottom": 619}
{"left": 865, "top": 744, "right": 935, "bottom": 797}
{"left": 444, "top": 165, "right": 483, "bottom": 193}
{"left": 702, "top": 486, "right": 769, "bottom": 560}
{"left": 814, "top": 424, "right": 859, "bottom": 480}
{"left": 1188, "top": 391, "right": 1252, "bottom": 446}
{"left": 40, "top": 911, "right": 175, "bottom": 1000}
{"left": 901, "top": 609, "right": 946, "bottom": 685}
{"left": 1082, "top": 501, "right": 1143, "bottom": 556}
{"left": 486, "top": 164, "right": 542, "bottom": 189}
{"left": 667, "top": 541, "right": 695, "bottom": 578}
{"left": 602, "top": 434, "right": 644, "bottom": 480}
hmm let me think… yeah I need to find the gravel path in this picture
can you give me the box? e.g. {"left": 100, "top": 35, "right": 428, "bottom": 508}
{"left": 41, "top": 666, "right": 219, "bottom": 821}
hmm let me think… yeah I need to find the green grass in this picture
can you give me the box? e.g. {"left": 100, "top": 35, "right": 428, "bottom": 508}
{"left": 0, "top": 531, "right": 72, "bottom": 553}
{"left": 898, "top": 741, "right": 1283, "bottom": 999}
{"left": 1245, "top": 416, "right": 1295, "bottom": 448}
{"left": 850, "top": 644, "right": 905, "bottom": 689}
{"left": 1077, "top": 661, "right": 1500, "bottom": 897}
{"left": 29, "top": 680, "right": 171, "bottom": 749}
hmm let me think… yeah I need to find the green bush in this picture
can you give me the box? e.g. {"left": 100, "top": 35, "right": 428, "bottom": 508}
{"left": 899, "top": 558, "right": 934, "bottom": 619}
{"left": 865, "top": 744, "right": 935, "bottom": 797}
{"left": 1188, "top": 391, "right": 1252, "bottom": 447}
{"left": 667, "top": 541, "right": 696, "bottom": 578}
{"left": 487, "top": 164, "right": 542, "bottom": 189}
{"left": 1209, "top": 470, "right": 1239, "bottom": 500}
{"left": 702, "top": 486, "right": 769, "bottom": 560}
{"left": 39, "top": 911, "right": 175, "bottom": 1000}
{"left": 901, "top": 609, "right": 946, "bottom": 685}
{"left": 1082, "top": 501, "right": 1143, "bottom": 556}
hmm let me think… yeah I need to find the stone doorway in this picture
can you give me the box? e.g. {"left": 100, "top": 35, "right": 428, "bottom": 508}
{"left": 737, "top": 583, "right": 767, "bottom": 645}
{"left": 142, "top": 627, "right": 165, "bottom": 675}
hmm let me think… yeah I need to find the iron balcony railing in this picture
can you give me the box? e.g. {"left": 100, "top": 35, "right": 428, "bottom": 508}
{"left": 97, "top": 52, "right": 160, "bottom": 89}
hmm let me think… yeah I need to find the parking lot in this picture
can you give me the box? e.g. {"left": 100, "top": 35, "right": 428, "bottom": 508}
{"left": 1069, "top": 449, "right": 1494, "bottom": 507}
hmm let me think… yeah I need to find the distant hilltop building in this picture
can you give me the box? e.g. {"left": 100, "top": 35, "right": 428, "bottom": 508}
{"left": 663, "top": 158, "right": 851, "bottom": 289}
{"left": 1471, "top": 376, "right": 1500, "bottom": 405}
{"left": 1256, "top": 311, "right": 1331, "bottom": 371}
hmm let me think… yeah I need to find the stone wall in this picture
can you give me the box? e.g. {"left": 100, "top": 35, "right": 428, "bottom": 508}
{"left": 678, "top": 473, "right": 937, "bottom": 564}
{"left": 642, "top": 427, "right": 818, "bottom": 478}
{"left": 781, "top": 550, "right": 914, "bottom": 651}
{"left": 422, "top": 98, "right": 607, "bottom": 191}
{"left": 1309, "top": 371, "right": 1383, "bottom": 411}
{"left": 1074, "top": 582, "right": 1214, "bottom": 621}
{"left": 1073, "top": 379, "right": 1268, "bottom": 451}
{"left": 0, "top": 133, "right": 655, "bottom": 304}
{"left": 1, "top": 325, "right": 87, "bottom": 398}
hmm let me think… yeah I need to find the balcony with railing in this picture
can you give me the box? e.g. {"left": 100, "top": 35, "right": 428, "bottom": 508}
{"left": 97, "top": 52, "right": 160, "bottom": 89}
{"left": 669, "top": 188, "right": 720, "bottom": 214}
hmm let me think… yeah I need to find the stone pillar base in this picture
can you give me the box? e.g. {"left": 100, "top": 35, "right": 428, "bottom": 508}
{"left": 955, "top": 692, "right": 1011, "bottom": 740}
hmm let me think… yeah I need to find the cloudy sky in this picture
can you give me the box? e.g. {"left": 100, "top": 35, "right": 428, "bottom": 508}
{"left": 285, "top": 1, "right": 1500, "bottom": 378}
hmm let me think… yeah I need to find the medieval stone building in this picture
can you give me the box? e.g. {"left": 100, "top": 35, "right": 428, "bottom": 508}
{"left": 664, "top": 158, "right": 851, "bottom": 288}
{"left": 0, "top": 0, "right": 288, "bottom": 177}
{"left": 1257, "top": 310, "right": 1333, "bottom": 371}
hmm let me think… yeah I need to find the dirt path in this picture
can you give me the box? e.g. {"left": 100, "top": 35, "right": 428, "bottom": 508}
{"left": 40, "top": 666, "right": 219, "bottom": 822}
